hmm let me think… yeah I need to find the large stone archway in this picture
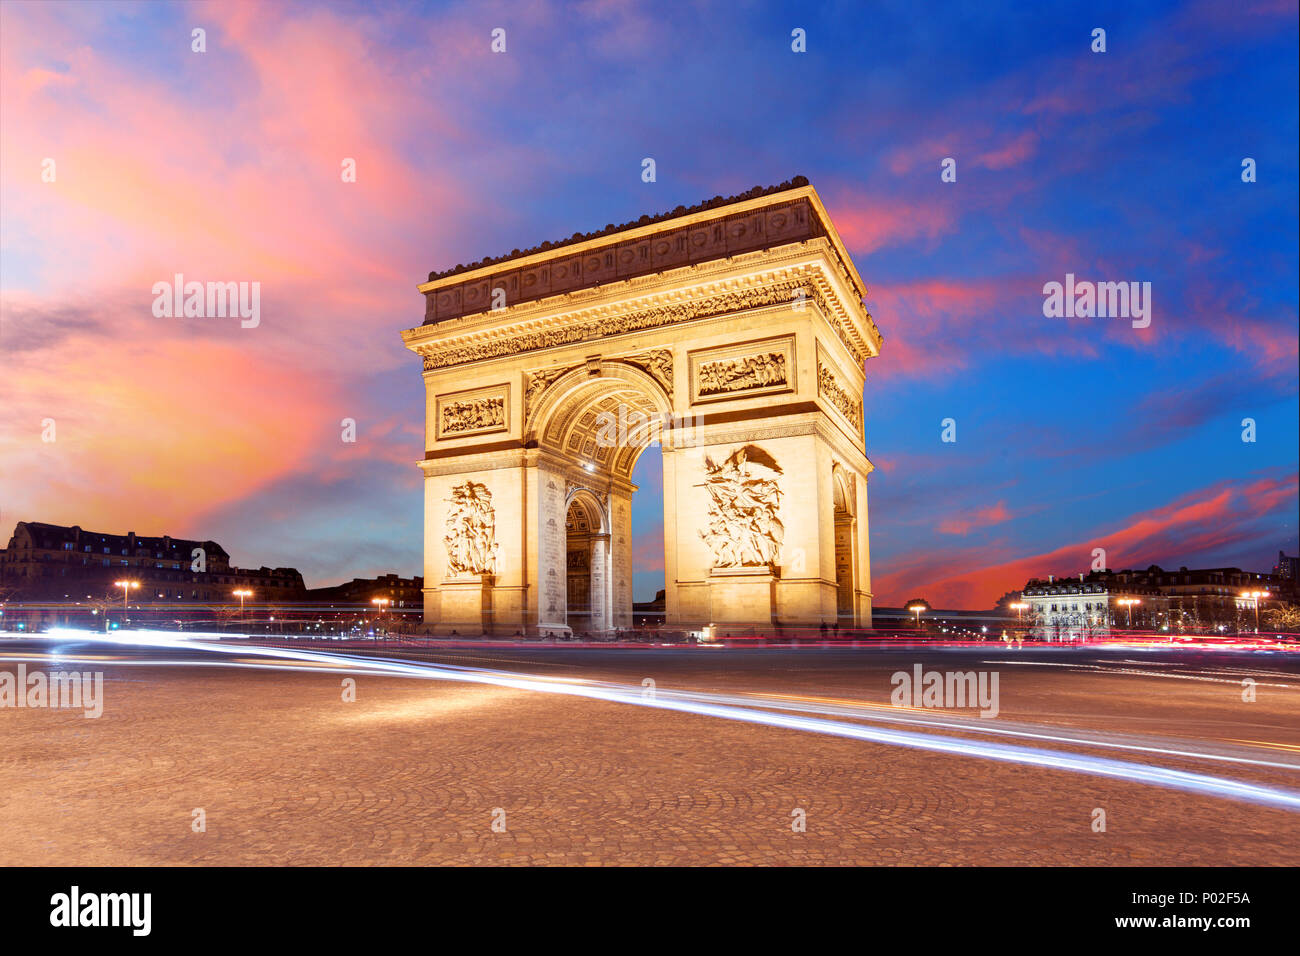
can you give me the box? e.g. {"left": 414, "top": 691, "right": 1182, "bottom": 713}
{"left": 401, "top": 178, "right": 882, "bottom": 636}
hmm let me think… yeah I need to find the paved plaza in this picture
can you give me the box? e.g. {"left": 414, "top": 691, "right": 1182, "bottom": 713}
{"left": 2, "top": 644, "right": 1297, "bottom": 865}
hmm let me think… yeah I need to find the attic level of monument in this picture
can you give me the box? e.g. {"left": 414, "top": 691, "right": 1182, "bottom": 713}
{"left": 426, "top": 177, "right": 815, "bottom": 282}
{"left": 416, "top": 178, "right": 874, "bottom": 329}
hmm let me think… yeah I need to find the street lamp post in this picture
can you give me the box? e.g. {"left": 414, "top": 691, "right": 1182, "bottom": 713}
{"left": 232, "top": 589, "right": 252, "bottom": 629}
{"left": 1241, "top": 590, "right": 1270, "bottom": 633}
{"left": 1009, "top": 601, "right": 1029, "bottom": 641}
{"left": 1117, "top": 597, "right": 1140, "bottom": 629}
{"left": 372, "top": 598, "right": 391, "bottom": 642}
{"left": 907, "top": 604, "right": 926, "bottom": 632}
{"left": 114, "top": 580, "right": 139, "bottom": 628}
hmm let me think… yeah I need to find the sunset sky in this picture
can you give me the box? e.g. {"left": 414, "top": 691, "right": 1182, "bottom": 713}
{"left": 1, "top": 0, "right": 1296, "bottom": 608}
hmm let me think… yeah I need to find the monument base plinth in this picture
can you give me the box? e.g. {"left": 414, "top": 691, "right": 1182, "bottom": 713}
{"left": 708, "top": 565, "right": 778, "bottom": 627}
{"left": 439, "top": 573, "right": 495, "bottom": 635}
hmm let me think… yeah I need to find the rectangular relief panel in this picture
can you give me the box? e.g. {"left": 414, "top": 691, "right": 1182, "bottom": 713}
{"left": 435, "top": 384, "right": 510, "bottom": 440}
{"left": 815, "top": 341, "right": 864, "bottom": 436}
{"left": 688, "top": 334, "right": 796, "bottom": 406}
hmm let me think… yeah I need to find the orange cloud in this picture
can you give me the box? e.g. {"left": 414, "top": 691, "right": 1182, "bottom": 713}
{"left": 0, "top": 306, "right": 337, "bottom": 534}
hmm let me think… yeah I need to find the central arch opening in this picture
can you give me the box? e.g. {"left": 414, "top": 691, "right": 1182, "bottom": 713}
{"left": 531, "top": 362, "right": 672, "bottom": 636}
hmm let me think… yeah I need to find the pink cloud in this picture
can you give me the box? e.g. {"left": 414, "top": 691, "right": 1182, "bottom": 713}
{"left": 883, "top": 136, "right": 967, "bottom": 176}
{"left": 0, "top": 1, "right": 496, "bottom": 538}
{"left": 875, "top": 472, "right": 1298, "bottom": 608}
{"left": 938, "top": 501, "right": 1012, "bottom": 536}
{"left": 632, "top": 533, "right": 664, "bottom": 573}
{"left": 866, "top": 275, "right": 1099, "bottom": 381}
{"left": 824, "top": 189, "right": 957, "bottom": 257}
{"left": 974, "top": 131, "right": 1039, "bottom": 170}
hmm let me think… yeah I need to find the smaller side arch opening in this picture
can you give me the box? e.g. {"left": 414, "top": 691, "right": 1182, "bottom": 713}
{"left": 832, "top": 469, "right": 856, "bottom": 624}
{"left": 565, "top": 490, "right": 607, "bottom": 635}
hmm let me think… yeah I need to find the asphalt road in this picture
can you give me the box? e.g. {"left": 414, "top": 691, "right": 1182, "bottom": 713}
{"left": 2, "top": 637, "right": 1297, "bottom": 865}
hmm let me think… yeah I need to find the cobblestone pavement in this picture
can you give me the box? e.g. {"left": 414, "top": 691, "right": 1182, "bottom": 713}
{"left": 1, "top": 645, "right": 1297, "bottom": 865}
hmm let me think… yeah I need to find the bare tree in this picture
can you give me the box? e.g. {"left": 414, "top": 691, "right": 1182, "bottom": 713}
{"left": 1264, "top": 604, "right": 1300, "bottom": 633}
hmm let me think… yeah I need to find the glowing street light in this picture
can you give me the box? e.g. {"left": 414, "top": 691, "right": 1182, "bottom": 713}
{"left": 1117, "top": 597, "right": 1141, "bottom": 629}
{"left": 372, "top": 597, "right": 391, "bottom": 641}
{"left": 233, "top": 589, "right": 253, "bottom": 625}
{"left": 907, "top": 604, "right": 927, "bottom": 630}
{"left": 1010, "top": 601, "right": 1028, "bottom": 623}
{"left": 1242, "top": 590, "right": 1270, "bottom": 633}
{"left": 114, "top": 580, "right": 139, "bottom": 622}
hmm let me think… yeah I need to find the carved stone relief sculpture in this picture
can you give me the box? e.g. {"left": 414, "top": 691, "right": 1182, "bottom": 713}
{"left": 623, "top": 349, "right": 674, "bottom": 397}
{"left": 817, "top": 361, "right": 863, "bottom": 431}
{"left": 698, "top": 445, "right": 784, "bottom": 568}
{"left": 698, "top": 352, "right": 788, "bottom": 396}
{"left": 524, "top": 366, "right": 572, "bottom": 424}
{"left": 419, "top": 279, "right": 860, "bottom": 371}
{"left": 441, "top": 396, "right": 505, "bottom": 434}
{"left": 444, "top": 481, "right": 498, "bottom": 575}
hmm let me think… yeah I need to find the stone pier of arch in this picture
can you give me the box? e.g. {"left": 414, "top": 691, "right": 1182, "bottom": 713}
{"left": 401, "top": 178, "right": 882, "bottom": 636}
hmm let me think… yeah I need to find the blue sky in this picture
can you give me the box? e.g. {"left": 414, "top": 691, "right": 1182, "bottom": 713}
{"left": 1, "top": 0, "right": 1295, "bottom": 607}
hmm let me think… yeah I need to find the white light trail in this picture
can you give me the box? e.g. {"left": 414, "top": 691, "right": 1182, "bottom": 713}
{"left": 14, "top": 628, "right": 1300, "bottom": 812}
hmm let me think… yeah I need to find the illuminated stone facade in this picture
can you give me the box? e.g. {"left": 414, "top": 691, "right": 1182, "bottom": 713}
{"left": 401, "top": 179, "right": 882, "bottom": 635}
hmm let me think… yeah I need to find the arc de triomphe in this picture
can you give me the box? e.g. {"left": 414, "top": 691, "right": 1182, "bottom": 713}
{"left": 401, "top": 177, "right": 882, "bottom": 636}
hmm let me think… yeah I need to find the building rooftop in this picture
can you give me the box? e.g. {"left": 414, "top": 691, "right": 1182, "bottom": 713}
{"left": 1021, "top": 565, "right": 1282, "bottom": 594}
{"left": 9, "top": 520, "right": 229, "bottom": 558}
